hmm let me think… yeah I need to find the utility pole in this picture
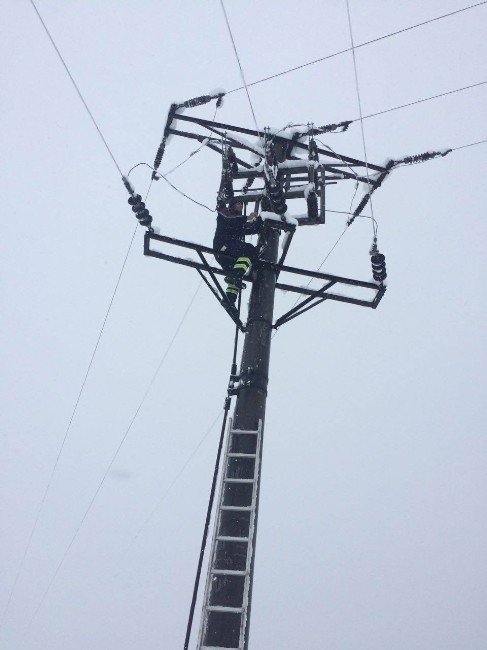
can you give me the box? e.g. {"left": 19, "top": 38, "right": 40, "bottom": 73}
{"left": 197, "top": 223, "right": 279, "bottom": 649}
{"left": 142, "top": 94, "right": 395, "bottom": 648}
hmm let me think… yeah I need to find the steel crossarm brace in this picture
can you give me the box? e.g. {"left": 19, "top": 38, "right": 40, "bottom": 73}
{"left": 274, "top": 280, "right": 336, "bottom": 328}
{"left": 144, "top": 232, "right": 385, "bottom": 308}
{"left": 168, "top": 128, "right": 254, "bottom": 169}
{"left": 196, "top": 250, "right": 246, "bottom": 331}
{"left": 144, "top": 232, "right": 258, "bottom": 279}
{"left": 196, "top": 267, "right": 245, "bottom": 332}
{"left": 209, "top": 127, "right": 263, "bottom": 159}
{"left": 270, "top": 259, "right": 379, "bottom": 289}
{"left": 174, "top": 113, "right": 387, "bottom": 173}
{"left": 175, "top": 112, "right": 261, "bottom": 139}
{"left": 196, "top": 250, "right": 228, "bottom": 301}
{"left": 289, "top": 139, "right": 387, "bottom": 173}
{"left": 234, "top": 163, "right": 371, "bottom": 179}
{"left": 274, "top": 279, "right": 384, "bottom": 308}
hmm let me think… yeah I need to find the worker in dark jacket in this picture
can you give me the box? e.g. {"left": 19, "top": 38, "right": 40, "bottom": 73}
{"left": 213, "top": 197, "right": 262, "bottom": 304}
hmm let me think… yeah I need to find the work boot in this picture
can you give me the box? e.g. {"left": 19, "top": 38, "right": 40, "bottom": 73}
{"left": 225, "top": 282, "right": 239, "bottom": 304}
{"left": 224, "top": 275, "right": 246, "bottom": 290}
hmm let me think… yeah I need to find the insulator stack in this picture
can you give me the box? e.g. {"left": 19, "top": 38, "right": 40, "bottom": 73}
{"left": 176, "top": 91, "right": 225, "bottom": 110}
{"left": 152, "top": 104, "right": 178, "bottom": 178}
{"left": 265, "top": 178, "right": 287, "bottom": 214}
{"left": 307, "top": 192, "right": 318, "bottom": 218}
{"left": 128, "top": 194, "right": 153, "bottom": 227}
{"left": 227, "top": 147, "right": 238, "bottom": 175}
{"left": 242, "top": 174, "right": 256, "bottom": 194}
{"left": 371, "top": 252, "right": 387, "bottom": 283}
{"left": 308, "top": 138, "right": 318, "bottom": 161}
{"left": 313, "top": 119, "right": 352, "bottom": 135}
{"left": 260, "top": 195, "right": 272, "bottom": 212}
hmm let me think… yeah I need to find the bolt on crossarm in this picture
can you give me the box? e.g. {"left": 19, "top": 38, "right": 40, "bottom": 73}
{"left": 197, "top": 222, "right": 280, "bottom": 649}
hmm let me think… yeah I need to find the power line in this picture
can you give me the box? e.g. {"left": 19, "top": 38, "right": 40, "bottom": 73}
{"left": 219, "top": 0, "right": 261, "bottom": 134}
{"left": 158, "top": 174, "right": 215, "bottom": 212}
{"left": 345, "top": 0, "right": 376, "bottom": 227}
{"left": 227, "top": 1, "right": 487, "bottom": 94}
{"left": 29, "top": 0, "right": 123, "bottom": 176}
{"left": 360, "top": 80, "right": 487, "bottom": 120}
{"left": 0, "top": 223, "right": 139, "bottom": 635}
{"left": 115, "top": 409, "right": 224, "bottom": 567}
{"left": 19, "top": 281, "right": 203, "bottom": 642}
{"left": 451, "top": 138, "right": 487, "bottom": 151}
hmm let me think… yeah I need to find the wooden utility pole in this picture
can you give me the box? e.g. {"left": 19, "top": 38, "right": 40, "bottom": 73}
{"left": 197, "top": 223, "right": 280, "bottom": 649}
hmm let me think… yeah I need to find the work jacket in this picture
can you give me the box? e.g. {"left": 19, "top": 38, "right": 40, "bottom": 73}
{"left": 213, "top": 207, "right": 262, "bottom": 251}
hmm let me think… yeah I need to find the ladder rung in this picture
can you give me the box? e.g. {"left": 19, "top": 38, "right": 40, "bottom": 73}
{"left": 224, "top": 478, "right": 255, "bottom": 484}
{"left": 227, "top": 453, "right": 256, "bottom": 458}
{"left": 220, "top": 505, "right": 252, "bottom": 511}
{"left": 206, "top": 605, "right": 243, "bottom": 613}
{"left": 201, "top": 647, "right": 240, "bottom": 650}
{"left": 230, "top": 428, "right": 259, "bottom": 435}
{"left": 216, "top": 535, "right": 249, "bottom": 542}
{"left": 211, "top": 569, "right": 247, "bottom": 576}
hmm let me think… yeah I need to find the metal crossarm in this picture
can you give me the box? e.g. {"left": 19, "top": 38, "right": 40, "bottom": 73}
{"left": 274, "top": 280, "right": 337, "bottom": 329}
{"left": 173, "top": 113, "right": 388, "bottom": 173}
{"left": 198, "top": 419, "right": 263, "bottom": 650}
{"left": 144, "top": 231, "right": 386, "bottom": 320}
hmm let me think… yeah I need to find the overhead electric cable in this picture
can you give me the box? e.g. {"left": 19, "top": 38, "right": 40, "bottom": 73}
{"left": 0, "top": 224, "right": 139, "bottom": 635}
{"left": 451, "top": 138, "right": 487, "bottom": 151}
{"left": 158, "top": 174, "right": 216, "bottom": 212}
{"left": 29, "top": 0, "right": 123, "bottom": 176}
{"left": 117, "top": 408, "right": 224, "bottom": 565}
{"left": 360, "top": 80, "right": 487, "bottom": 120}
{"left": 346, "top": 0, "right": 376, "bottom": 225}
{"left": 19, "top": 281, "right": 203, "bottom": 640}
{"left": 227, "top": 1, "right": 487, "bottom": 94}
{"left": 219, "top": 0, "right": 261, "bottom": 134}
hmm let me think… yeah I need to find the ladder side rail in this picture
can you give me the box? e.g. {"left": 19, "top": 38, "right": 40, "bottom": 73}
{"left": 239, "top": 420, "right": 263, "bottom": 648}
{"left": 197, "top": 417, "right": 235, "bottom": 648}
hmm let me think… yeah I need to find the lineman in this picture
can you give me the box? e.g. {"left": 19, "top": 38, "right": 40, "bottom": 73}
{"left": 213, "top": 197, "right": 262, "bottom": 305}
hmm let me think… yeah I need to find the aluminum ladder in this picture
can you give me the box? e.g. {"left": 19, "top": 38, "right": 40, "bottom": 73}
{"left": 197, "top": 418, "right": 263, "bottom": 649}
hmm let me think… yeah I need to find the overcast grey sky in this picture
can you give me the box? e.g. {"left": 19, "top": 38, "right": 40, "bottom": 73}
{"left": 2, "top": 1, "right": 486, "bottom": 648}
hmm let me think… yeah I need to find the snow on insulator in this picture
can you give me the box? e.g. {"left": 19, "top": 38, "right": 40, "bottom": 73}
{"left": 266, "top": 178, "right": 287, "bottom": 214}
{"left": 242, "top": 174, "right": 256, "bottom": 194}
{"left": 313, "top": 120, "right": 352, "bottom": 134}
{"left": 396, "top": 148, "right": 452, "bottom": 166}
{"left": 260, "top": 211, "right": 298, "bottom": 227}
{"left": 177, "top": 89, "right": 225, "bottom": 108}
{"left": 303, "top": 182, "right": 315, "bottom": 199}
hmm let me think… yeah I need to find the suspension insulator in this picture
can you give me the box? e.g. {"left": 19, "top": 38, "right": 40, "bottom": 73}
{"left": 371, "top": 252, "right": 387, "bottom": 282}
{"left": 266, "top": 179, "right": 287, "bottom": 215}
{"left": 132, "top": 202, "right": 146, "bottom": 214}
{"left": 127, "top": 194, "right": 153, "bottom": 227}
{"left": 242, "top": 174, "right": 256, "bottom": 194}
{"left": 137, "top": 211, "right": 152, "bottom": 227}
{"left": 307, "top": 192, "right": 318, "bottom": 219}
